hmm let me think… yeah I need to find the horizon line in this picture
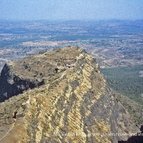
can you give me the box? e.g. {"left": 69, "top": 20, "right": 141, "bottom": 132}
{"left": 0, "top": 18, "right": 143, "bottom": 22}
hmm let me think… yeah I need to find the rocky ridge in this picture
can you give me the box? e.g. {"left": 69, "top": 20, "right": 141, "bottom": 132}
{"left": 0, "top": 47, "right": 140, "bottom": 143}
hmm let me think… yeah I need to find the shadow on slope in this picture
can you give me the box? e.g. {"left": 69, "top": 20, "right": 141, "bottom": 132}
{"left": 118, "top": 125, "right": 143, "bottom": 143}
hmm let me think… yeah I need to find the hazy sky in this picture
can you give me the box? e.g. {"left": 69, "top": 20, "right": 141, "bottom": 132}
{"left": 0, "top": 0, "right": 143, "bottom": 20}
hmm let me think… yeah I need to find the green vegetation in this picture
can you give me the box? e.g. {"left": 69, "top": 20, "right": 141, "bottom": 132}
{"left": 102, "top": 65, "right": 143, "bottom": 104}
{"left": 116, "top": 93, "right": 143, "bottom": 125}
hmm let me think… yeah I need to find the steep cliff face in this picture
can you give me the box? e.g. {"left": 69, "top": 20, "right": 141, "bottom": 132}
{"left": 0, "top": 47, "right": 139, "bottom": 143}
{"left": 0, "top": 63, "right": 44, "bottom": 102}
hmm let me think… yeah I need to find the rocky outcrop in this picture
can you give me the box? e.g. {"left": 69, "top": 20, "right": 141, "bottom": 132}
{"left": 0, "top": 63, "right": 44, "bottom": 102}
{"left": 0, "top": 47, "right": 140, "bottom": 143}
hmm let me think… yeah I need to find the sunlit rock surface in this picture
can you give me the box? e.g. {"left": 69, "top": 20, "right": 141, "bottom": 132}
{"left": 0, "top": 47, "right": 139, "bottom": 143}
